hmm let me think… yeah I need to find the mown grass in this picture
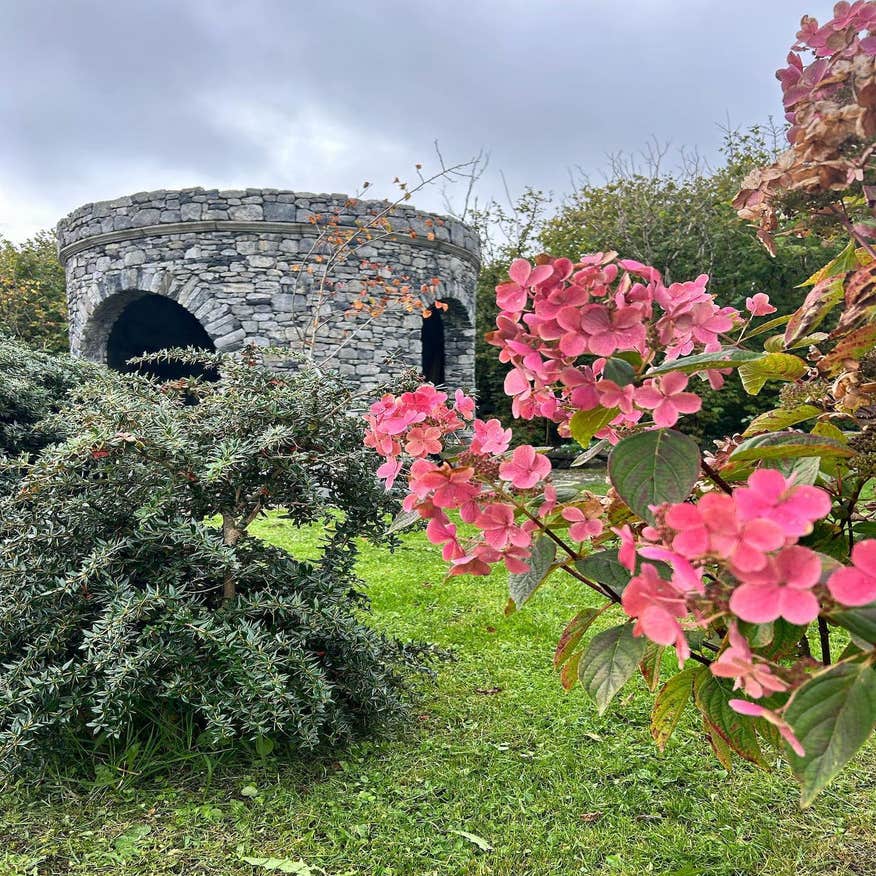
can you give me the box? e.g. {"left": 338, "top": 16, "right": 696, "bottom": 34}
{"left": 0, "top": 514, "right": 874, "bottom": 876}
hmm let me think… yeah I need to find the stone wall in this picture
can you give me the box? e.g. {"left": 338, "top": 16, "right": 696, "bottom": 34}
{"left": 57, "top": 188, "right": 480, "bottom": 393}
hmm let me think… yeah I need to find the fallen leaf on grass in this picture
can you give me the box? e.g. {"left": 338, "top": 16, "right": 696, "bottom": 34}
{"left": 450, "top": 829, "right": 493, "bottom": 851}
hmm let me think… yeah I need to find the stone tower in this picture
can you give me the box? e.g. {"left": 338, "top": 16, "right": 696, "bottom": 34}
{"left": 57, "top": 188, "right": 480, "bottom": 392}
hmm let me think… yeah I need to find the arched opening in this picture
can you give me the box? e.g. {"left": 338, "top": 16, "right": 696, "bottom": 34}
{"left": 420, "top": 298, "right": 473, "bottom": 389}
{"left": 106, "top": 294, "right": 216, "bottom": 380}
{"left": 421, "top": 307, "right": 445, "bottom": 384}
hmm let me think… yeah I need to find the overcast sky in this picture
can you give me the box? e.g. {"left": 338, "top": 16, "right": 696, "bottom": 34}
{"left": 0, "top": 0, "right": 837, "bottom": 242}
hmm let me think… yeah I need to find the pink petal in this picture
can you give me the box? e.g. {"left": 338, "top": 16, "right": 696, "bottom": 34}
{"left": 828, "top": 567, "right": 876, "bottom": 607}
{"left": 508, "top": 258, "right": 532, "bottom": 287}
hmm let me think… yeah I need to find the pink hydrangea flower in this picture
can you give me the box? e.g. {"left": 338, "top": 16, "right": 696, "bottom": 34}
{"left": 729, "top": 545, "right": 822, "bottom": 624}
{"left": 404, "top": 426, "right": 443, "bottom": 457}
{"left": 614, "top": 524, "right": 637, "bottom": 571}
{"left": 476, "top": 503, "right": 532, "bottom": 550}
{"left": 561, "top": 506, "right": 604, "bottom": 541}
{"left": 729, "top": 700, "right": 805, "bottom": 756}
{"left": 828, "top": 539, "right": 876, "bottom": 606}
{"left": 376, "top": 457, "right": 402, "bottom": 489}
{"left": 733, "top": 468, "right": 831, "bottom": 539}
{"left": 710, "top": 623, "right": 788, "bottom": 699}
{"left": 454, "top": 389, "right": 476, "bottom": 420}
{"left": 425, "top": 516, "right": 465, "bottom": 561}
{"left": 634, "top": 373, "right": 702, "bottom": 428}
{"left": 622, "top": 563, "right": 690, "bottom": 663}
{"left": 698, "top": 492, "right": 785, "bottom": 573}
{"left": 408, "top": 460, "right": 481, "bottom": 509}
{"left": 745, "top": 293, "right": 777, "bottom": 316}
{"left": 470, "top": 418, "right": 512, "bottom": 455}
{"left": 498, "top": 445, "right": 552, "bottom": 489}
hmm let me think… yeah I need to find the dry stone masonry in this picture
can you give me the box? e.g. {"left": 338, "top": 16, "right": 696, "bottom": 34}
{"left": 57, "top": 188, "right": 480, "bottom": 393}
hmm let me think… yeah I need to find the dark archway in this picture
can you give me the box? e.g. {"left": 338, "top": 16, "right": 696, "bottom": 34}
{"left": 106, "top": 294, "right": 216, "bottom": 380}
{"left": 421, "top": 307, "right": 445, "bottom": 384}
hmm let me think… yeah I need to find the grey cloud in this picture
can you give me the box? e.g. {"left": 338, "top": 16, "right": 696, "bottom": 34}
{"left": 0, "top": 0, "right": 839, "bottom": 240}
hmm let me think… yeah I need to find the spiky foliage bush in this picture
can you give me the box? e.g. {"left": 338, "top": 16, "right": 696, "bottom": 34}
{"left": 0, "top": 347, "right": 413, "bottom": 775}
{"left": 0, "top": 335, "right": 95, "bottom": 468}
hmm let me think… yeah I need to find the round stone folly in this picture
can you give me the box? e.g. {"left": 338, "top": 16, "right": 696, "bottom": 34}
{"left": 57, "top": 188, "right": 480, "bottom": 393}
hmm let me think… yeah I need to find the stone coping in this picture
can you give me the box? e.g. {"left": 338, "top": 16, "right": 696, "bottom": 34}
{"left": 57, "top": 219, "right": 481, "bottom": 268}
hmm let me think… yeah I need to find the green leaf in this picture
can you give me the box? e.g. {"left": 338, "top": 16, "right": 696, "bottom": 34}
{"left": 651, "top": 668, "right": 695, "bottom": 751}
{"left": 646, "top": 348, "right": 763, "bottom": 377}
{"left": 608, "top": 429, "right": 700, "bottom": 522}
{"left": 703, "top": 717, "right": 735, "bottom": 771}
{"left": 386, "top": 508, "right": 422, "bottom": 534}
{"left": 743, "top": 405, "right": 821, "bottom": 437}
{"left": 639, "top": 642, "right": 665, "bottom": 693}
{"left": 571, "top": 439, "right": 609, "bottom": 467}
{"left": 450, "top": 830, "right": 493, "bottom": 852}
{"left": 738, "top": 353, "right": 807, "bottom": 395}
{"left": 560, "top": 649, "right": 583, "bottom": 691}
{"left": 506, "top": 535, "right": 556, "bottom": 610}
{"left": 797, "top": 240, "right": 860, "bottom": 287}
{"left": 569, "top": 406, "right": 618, "bottom": 448}
{"left": 693, "top": 670, "right": 768, "bottom": 767}
{"left": 785, "top": 276, "right": 845, "bottom": 346}
{"left": 785, "top": 660, "right": 876, "bottom": 806}
{"left": 755, "top": 618, "right": 807, "bottom": 660}
{"left": 830, "top": 601, "right": 876, "bottom": 644}
{"left": 603, "top": 357, "right": 637, "bottom": 386}
{"left": 554, "top": 608, "right": 603, "bottom": 669}
{"left": 745, "top": 312, "right": 792, "bottom": 339}
{"left": 575, "top": 550, "right": 633, "bottom": 596}
{"left": 578, "top": 623, "right": 646, "bottom": 715}
{"left": 729, "top": 432, "right": 854, "bottom": 464}
{"left": 761, "top": 455, "right": 821, "bottom": 485}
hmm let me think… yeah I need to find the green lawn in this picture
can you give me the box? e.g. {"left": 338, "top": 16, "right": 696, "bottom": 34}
{"left": 1, "top": 515, "right": 874, "bottom": 876}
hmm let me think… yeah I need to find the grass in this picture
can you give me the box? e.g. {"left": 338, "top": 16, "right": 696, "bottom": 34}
{"left": 1, "top": 514, "right": 874, "bottom": 876}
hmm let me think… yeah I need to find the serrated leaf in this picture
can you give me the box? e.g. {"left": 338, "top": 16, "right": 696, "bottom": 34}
{"left": 651, "top": 668, "right": 695, "bottom": 751}
{"left": 743, "top": 404, "right": 821, "bottom": 436}
{"left": 569, "top": 406, "right": 618, "bottom": 448}
{"left": 819, "top": 323, "right": 876, "bottom": 375}
{"left": 837, "top": 262, "right": 876, "bottom": 333}
{"left": 646, "top": 348, "right": 762, "bottom": 377}
{"left": 507, "top": 535, "right": 556, "bottom": 610}
{"left": 608, "top": 429, "right": 700, "bottom": 523}
{"left": 729, "top": 432, "right": 854, "bottom": 464}
{"left": 703, "top": 717, "right": 734, "bottom": 770}
{"left": 554, "top": 608, "right": 603, "bottom": 668}
{"left": 760, "top": 455, "right": 821, "bottom": 485}
{"left": 578, "top": 623, "right": 645, "bottom": 715}
{"left": 785, "top": 660, "right": 876, "bottom": 806}
{"left": 829, "top": 601, "right": 876, "bottom": 644}
{"left": 693, "top": 670, "right": 768, "bottom": 767}
{"left": 738, "top": 353, "right": 807, "bottom": 395}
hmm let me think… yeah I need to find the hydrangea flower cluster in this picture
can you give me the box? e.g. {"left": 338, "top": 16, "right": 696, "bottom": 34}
{"left": 486, "top": 254, "right": 739, "bottom": 439}
{"left": 364, "top": 385, "right": 607, "bottom": 578}
{"left": 618, "top": 467, "right": 876, "bottom": 733}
